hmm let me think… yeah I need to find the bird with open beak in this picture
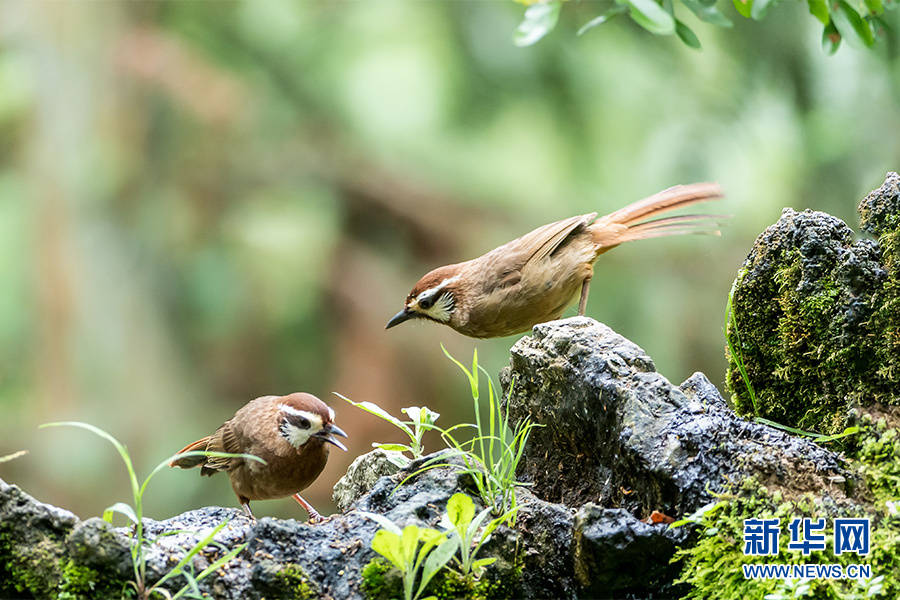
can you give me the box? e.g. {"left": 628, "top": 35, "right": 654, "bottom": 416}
{"left": 169, "top": 392, "right": 348, "bottom": 522}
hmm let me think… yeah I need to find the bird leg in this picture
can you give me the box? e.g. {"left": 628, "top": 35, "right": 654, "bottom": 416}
{"left": 241, "top": 500, "right": 256, "bottom": 522}
{"left": 293, "top": 493, "right": 323, "bottom": 523}
{"left": 577, "top": 276, "right": 592, "bottom": 316}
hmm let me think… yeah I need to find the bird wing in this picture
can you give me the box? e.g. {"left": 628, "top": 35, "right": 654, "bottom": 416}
{"left": 482, "top": 212, "right": 597, "bottom": 290}
{"left": 201, "top": 422, "right": 243, "bottom": 475}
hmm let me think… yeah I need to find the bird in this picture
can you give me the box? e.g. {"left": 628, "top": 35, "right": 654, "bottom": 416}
{"left": 386, "top": 182, "right": 724, "bottom": 338}
{"left": 169, "top": 392, "right": 348, "bottom": 522}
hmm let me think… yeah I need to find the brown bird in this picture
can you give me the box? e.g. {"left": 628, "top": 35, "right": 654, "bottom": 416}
{"left": 386, "top": 182, "right": 724, "bottom": 338}
{"left": 169, "top": 393, "right": 348, "bottom": 521}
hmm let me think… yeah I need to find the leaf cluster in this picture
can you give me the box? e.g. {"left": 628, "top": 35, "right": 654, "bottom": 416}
{"left": 362, "top": 492, "right": 511, "bottom": 600}
{"left": 513, "top": 0, "right": 896, "bottom": 53}
{"left": 341, "top": 348, "right": 540, "bottom": 521}
{"left": 39, "top": 421, "right": 261, "bottom": 600}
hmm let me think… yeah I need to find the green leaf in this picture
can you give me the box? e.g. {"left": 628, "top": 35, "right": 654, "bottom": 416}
{"left": 467, "top": 507, "right": 494, "bottom": 543}
{"left": 669, "top": 501, "right": 726, "bottom": 528}
{"left": 577, "top": 6, "right": 628, "bottom": 35}
{"left": 472, "top": 557, "right": 497, "bottom": 569}
{"left": 751, "top": 0, "right": 775, "bottom": 20}
{"left": 402, "top": 406, "right": 440, "bottom": 427}
{"left": 359, "top": 511, "right": 403, "bottom": 535}
{"left": 732, "top": 0, "right": 753, "bottom": 18}
{"left": 401, "top": 524, "right": 420, "bottom": 566}
{"left": 371, "top": 529, "right": 405, "bottom": 571}
{"left": 831, "top": 0, "right": 875, "bottom": 47}
{"left": 447, "top": 493, "right": 475, "bottom": 532}
{"left": 418, "top": 527, "right": 446, "bottom": 545}
{"left": 151, "top": 519, "right": 232, "bottom": 591}
{"left": 681, "top": 0, "right": 734, "bottom": 27}
{"left": 864, "top": 0, "right": 883, "bottom": 14}
{"left": 675, "top": 19, "right": 702, "bottom": 48}
{"left": 335, "top": 394, "right": 413, "bottom": 437}
{"left": 806, "top": 0, "right": 830, "bottom": 24}
{"left": 417, "top": 537, "right": 459, "bottom": 598}
{"left": 374, "top": 443, "right": 412, "bottom": 453}
{"left": 624, "top": 0, "right": 676, "bottom": 34}
{"left": 513, "top": 1, "right": 562, "bottom": 47}
{"left": 103, "top": 502, "right": 138, "bottom": 525}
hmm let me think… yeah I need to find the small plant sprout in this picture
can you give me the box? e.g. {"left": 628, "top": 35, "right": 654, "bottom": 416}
{"left": 335, "top": 393, "right": 454, "bottom": 466}
{"left": 440, "top": 492, "right": 513, "bottom": 578}
{"left": 39, "top": 421, "right": 264, "bottom": 599}
{"left": 361, "top": 512, "right": 458, "bottom": 600}
{"left": 403, "top": 347, "right": 539, "bottom": 523}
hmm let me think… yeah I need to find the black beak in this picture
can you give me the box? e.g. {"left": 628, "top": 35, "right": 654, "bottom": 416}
{"left": 315, "top": 423, "right": 348, "bottom": 451}
{"left": 386, "top": 308, "right": 414, "bottom": 329}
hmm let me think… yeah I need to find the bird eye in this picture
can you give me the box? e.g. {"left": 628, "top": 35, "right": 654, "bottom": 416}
{"left": 419, "top": 295, "right": 435, "bottom": 309}
{"left": 294, "top": 417, "right": 310, "bottom": 429}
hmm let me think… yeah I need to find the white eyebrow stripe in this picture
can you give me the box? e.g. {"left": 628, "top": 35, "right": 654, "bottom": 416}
{"left": 416, "top": 275, "right": 461, "bottom": 301}
{"left": 278, "top": 405, "right": 320, "bottom": 422}
{"left": 327, "top": 406, "right": 335, "bottom": 421}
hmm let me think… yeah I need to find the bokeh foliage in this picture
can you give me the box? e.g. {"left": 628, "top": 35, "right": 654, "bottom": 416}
{"left": 0, "top": 0, "right": 898, "bottom": 520}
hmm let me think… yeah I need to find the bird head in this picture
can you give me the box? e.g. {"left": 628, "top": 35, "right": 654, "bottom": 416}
{"left": 386, "top": 265, "right": 462, "bottom": 330}
{"left": 277, "top": 393, "right": 348, "bottom": 451}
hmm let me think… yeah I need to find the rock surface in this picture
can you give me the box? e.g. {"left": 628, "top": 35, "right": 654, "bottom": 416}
{"left": 726, "top": 173, "right": 900, "bottom": 433}
{"left": 501, "top": 317, "right": 855, "bottom": 516}
{"left": 331, "top": 448, "right": 404, "bottom": 512}
{"left": 0, "top": 318, "right": 860, "bottom": 600}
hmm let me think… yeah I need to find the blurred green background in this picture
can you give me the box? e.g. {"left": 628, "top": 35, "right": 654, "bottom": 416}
{"left": 0, "top": 1, "right": 898, "bottom": 520}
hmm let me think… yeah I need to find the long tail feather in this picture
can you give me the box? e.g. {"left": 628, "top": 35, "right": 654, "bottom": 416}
{"left": 595, "top": 182, "right": 723, "bottom": 228}
{"left": 169, "top": 437, "right": 211, "bottom": 469}
{"left": 590, "top": 183, "right": 725, "bottom": 250}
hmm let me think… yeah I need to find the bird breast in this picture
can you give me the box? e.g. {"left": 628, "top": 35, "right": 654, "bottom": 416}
{"left": 230, "top": 440, "right": 329, "bottom": 501}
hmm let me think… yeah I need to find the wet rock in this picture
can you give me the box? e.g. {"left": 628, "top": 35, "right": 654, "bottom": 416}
{"left": 2, "top": 307, "right": 875, "bottom": 599}
{"left": 574, "top": 505, "right": 686, "bottom": 598}
{"left": 0, "top": 480, "right": 79, "bottom": 597}
{"left": 500, "top": 317, "right": 855, "bottom": 516}
{"left": 726, "top": 173, "right": 900, "bottom": 433}
{"left": 332, "top": 448, "right": 404, "bottom": 512}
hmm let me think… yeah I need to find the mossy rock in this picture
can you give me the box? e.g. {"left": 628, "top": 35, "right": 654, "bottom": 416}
{"left": 250, "top": 560, "right": 319, "bottom": 599}
{"left": 726, "top": 173, "right": 900, "bottom": 433}
{"left": 676, "top": 412, "right": 900, "bottom": 600}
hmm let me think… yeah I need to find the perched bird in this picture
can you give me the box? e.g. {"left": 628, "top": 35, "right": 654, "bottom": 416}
{"left": 386, "top": 183, "right": 724, "bottom": 338}
{"left": 169, "top": 393, "right": 348, "bottom": 521}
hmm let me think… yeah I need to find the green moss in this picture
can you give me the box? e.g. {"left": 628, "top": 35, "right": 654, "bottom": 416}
{"left": 57, "top": 559, "right": 131, "bottom": 600}
{"left": 726, "top": 206, "right": 899, "bottom": 434}
{"left": 0, "top": 523, "right": 131, "bottom": 600}
{"left": 360, "top": 557, "right": 521, "bottom": 600}
{"left": 676, "top": 423, "right": 900, "bottom": 600}
{"left": 857, "top": 419, "right": 900, "bottom": 504}
{"left": 675, "top": 479, "right": 899, "bottom": 600}
{"left": 361, "top": 558, "right": 401, "bottom": 600}
{"left": 271, "top": 563, "right": 318, "bottom": 599}
{"left": 0, "top": 527, "right": 64, "bottom": 597}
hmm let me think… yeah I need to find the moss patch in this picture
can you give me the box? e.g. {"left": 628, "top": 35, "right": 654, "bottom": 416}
{"left": 0, "top": 527, "right": 64, "bottom": 597}
{"left": 726, "top": 184, "right": 899, "bottom": 433}
{"left": 57, "top": 559, "right": 131, "bottom": 600}
{"left": 676, "top": 416, "right": 900, "bottom": 600}
{"left": 361, "top": 557, "right": 521, "bottom": 600}
{"left": 271, "top": 563, "right": 318, "bottom": 599}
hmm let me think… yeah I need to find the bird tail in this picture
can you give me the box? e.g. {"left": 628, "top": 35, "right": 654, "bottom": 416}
{"left": 590, "top": 182, "right": 726, "bottom": 250}
{"left": 169, "top": 437, "right": 211, "bottom": 469}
